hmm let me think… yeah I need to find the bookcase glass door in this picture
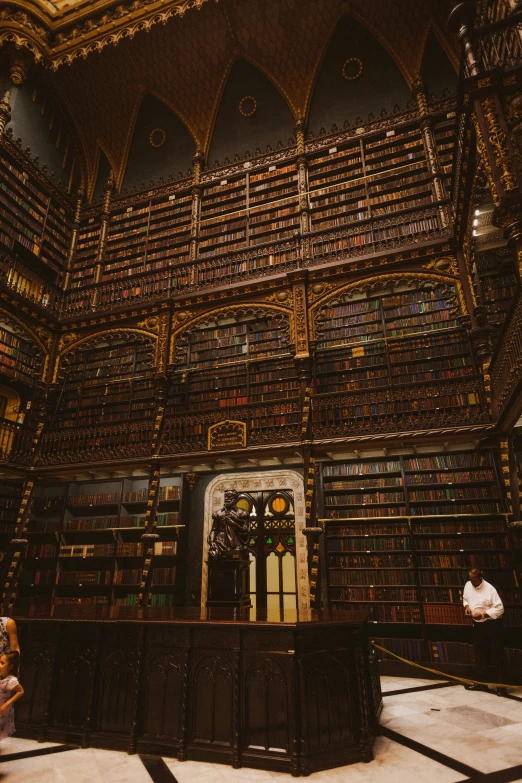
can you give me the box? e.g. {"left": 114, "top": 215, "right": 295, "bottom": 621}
{"left": 235, "top": 490, "right": 297, "bottom": 612}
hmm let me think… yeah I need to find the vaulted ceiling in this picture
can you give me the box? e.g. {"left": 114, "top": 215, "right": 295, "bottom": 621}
{"left": 2, "top": 0, "right": 458, "bottom": 192}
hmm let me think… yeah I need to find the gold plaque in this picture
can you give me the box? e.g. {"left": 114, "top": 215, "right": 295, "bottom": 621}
{"left": 208, "top": 420, "right": 246, "bottom": 451}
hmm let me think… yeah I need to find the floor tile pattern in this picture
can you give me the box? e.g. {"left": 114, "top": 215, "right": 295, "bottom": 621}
{"left": 1, "top": 678, "right": 521, "bottom": 782}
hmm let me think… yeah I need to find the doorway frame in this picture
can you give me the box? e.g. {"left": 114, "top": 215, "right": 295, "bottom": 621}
{"left": 201, "top": 470, "right": 309, "bottom": 612}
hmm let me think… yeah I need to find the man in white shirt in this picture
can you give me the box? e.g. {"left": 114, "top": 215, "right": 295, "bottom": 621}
{"left": 463, "top": 568, "right": 506, "bottom": 696}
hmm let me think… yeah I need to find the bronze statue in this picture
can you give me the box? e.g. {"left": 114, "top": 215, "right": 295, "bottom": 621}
{"left": 208, "top": 489, "right": 251, "bottom": 559}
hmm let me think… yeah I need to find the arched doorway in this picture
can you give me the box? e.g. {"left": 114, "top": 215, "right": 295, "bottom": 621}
{"left": 202, "top": 471, "right": 309, "bottom": 613}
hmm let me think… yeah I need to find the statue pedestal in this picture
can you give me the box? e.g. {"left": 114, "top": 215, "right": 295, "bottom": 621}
{"left": 207, "top": 551, "right": 250, "bottom": 608}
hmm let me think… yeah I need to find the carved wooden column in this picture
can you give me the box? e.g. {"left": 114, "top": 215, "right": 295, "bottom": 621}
{"left": 63, "top": 187, "right": 84, "bottom": 290}
{"left": 295, "top": 120, "right": 312, "bottom": 261}
{"left": 92, "top": 172, "right": 114, "bottom": 303}
{"left": 189, "top": 149, "right": 204, "bottom": 277}
{"left": 412, "top": 76, "right": 450, "bottom": 228}
{"left": 449, "top": 3, "right": 522, "bottom": 278}
{"left": 288, "top": 268, "right": 312, "bottom": 431}
{"left": 0, "top": 91, "right": 11, "bottom": 137}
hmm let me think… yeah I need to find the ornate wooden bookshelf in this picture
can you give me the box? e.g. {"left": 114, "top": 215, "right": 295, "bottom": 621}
{"left": 52, "top": 339, "right": 155, "bottom": 430}
{"left": 320, "top": 447, "right": 520, "bottom": 672}
{"left": 481, "top": 266, "right": 518, "bottom": 328}
{"left": 15, "top": 475, "right": 184, "bottom": 616}
{"left": 312, "top": 279, "right": 489, "bottom": 438}
{"left": 70, "top": 217, "right": 100, "bottom": 289}
{"left": 0, "top": 143, "right": 72, "bottom": 280}
{"left": 163, "top": 311, "right": 300, "bottom": 453}
{"left": 0, "top": 318, "right": 43, "bottom": 386}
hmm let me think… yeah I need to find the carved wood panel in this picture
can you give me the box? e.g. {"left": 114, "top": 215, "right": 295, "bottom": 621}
{"left": 301, "top": 653, "right": 353, "bottom": 752}
{"left": 244, "top": 657, "right": 289, "bottom": 752}
{"left": 97, "top": 648, "right": 138, "bottom": 734}
{"left": 141, "top": 652, "right": 184, "bottom": 741}
{"left": 191, "top": 654, "right": 233, "bottom": 746}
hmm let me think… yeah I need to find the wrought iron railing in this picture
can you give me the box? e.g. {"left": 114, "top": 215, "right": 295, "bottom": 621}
{"left": 0, "top": 419, "right": 34, "bottom": 464}
{"left": 60, "top": 204, "right": 451, "bottom": 317}
{"left": 37, "top": 420, "right": 155, "bottom": 465}
{"left": 489, "top": 295, "right": 522, "bottom": 416}
{"left": 0, "top": 253, "right": 61, "bottom": 312}
{"left": 473, "top": 10, "right": 522, "bottom": 73}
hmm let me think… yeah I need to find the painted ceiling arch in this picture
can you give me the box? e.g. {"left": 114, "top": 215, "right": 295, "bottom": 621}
{"left": 121, "top": 92, "right": 196, "bottom": 192}
{"left": 9, "top": 0, "right": 457, "bottom": 190}
{"left": 206, "top": 58, "right": 296, "bottom": 166}
{"left": 307, "top": 15, "right": 412, "bottom": 134}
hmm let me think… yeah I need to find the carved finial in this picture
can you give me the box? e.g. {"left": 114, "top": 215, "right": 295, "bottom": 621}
{"left": 185, "top": 472, "right": 198, "bottom": 493}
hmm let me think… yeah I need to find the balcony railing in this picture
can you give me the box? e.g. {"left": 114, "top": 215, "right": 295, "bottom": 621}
{"left": 61, "top": 205, "right": 451, "bottom": 317}
{"left": 160, "top": 402, "right": 302, "bottom": 455}
{"left": 473, "top": 10, "right": 522, "bottom": 73}
{"left": 312, "top": 378, "right": 491, "bottom": 440}
{"left": 489, "top": 293, "right": 522, "bottom": 417}
{"left": 37, "top": 420, "right": 155, "bottom": 465}
{"left": 0, "top": 419, "right": 34, "bottom": 464}
{"left": 0, "top": 253, "right": 61, "bottom": 313}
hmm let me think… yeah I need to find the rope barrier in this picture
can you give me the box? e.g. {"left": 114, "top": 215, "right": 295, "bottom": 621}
{"left": 371, "top": 643, "right": 522, "bottom": 690}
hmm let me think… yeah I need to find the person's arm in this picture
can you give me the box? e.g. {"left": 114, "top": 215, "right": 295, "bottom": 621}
{"left": 0, "top": 682, "right": 23, "bottom": 715}
{"left": 485, "top": 587, "right": 504, "bottom": 620}
{"left": 6, "top": 619, "right": 19, "bottom": 653}
{"left": 463, "top": 584, "right": 471, "bottom": 615}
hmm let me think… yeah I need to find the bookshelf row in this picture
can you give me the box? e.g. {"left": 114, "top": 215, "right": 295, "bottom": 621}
{"left": 0, "top": 147, "right": 71, "bottom": 278}
{"left": 479, "top": 263, "right": 518, "bottom": 331}
{"left": 322, "top": 448, "right": 520, "bottom": 643}
{"left": 54, "top": 338, "right": 156, "bottom": 428}
{"left": 0, "top": 320, "right": 43, "bottom": 386}
{"left": 10, "top": 474, "right": 185, "bottom": 614}
{"left": 312, "top": 280, "right": 488, "bottom": 434}
{"left": 66, "top": 108, "right": 455, "bottom": 288}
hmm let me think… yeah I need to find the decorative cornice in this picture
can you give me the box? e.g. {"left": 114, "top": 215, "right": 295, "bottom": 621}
{"left": 0, "top": 0, "right": 211, "bottom": 69}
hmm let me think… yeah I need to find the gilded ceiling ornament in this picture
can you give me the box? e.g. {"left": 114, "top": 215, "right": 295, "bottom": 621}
{"left": 138, "top": 316, "right": 159, "bottom": 331}
{"left": 342, "top": 57, "right": 363, "bottom": 81}
{"left": 239, "top": 96, "right": 257, "bottom": 117}
{"left": 265, "top": 289, "right": 292, "bottom": 305}
{"left": 149, "top": 128, "right": 166, "bottom": 148}
{"left": 425, "top": 256, "right": 458, "bottom": 276}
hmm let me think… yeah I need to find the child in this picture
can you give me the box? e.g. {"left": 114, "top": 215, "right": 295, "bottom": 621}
{"left": 0, "top": 651, "right": 23, "bottom": 739}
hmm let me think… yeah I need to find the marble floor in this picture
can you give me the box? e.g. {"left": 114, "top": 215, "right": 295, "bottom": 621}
{"left": 1, "top": 677, "right": 522, "bottom": 783}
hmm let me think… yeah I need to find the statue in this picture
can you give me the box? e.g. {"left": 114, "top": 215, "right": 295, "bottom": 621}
{"left": 208, "top": 489, "right": 251, "bottom": 559}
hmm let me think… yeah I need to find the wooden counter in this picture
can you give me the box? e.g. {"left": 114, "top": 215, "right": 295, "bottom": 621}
{"left": 14, "top": 608, "right": 382, "bottom": 776}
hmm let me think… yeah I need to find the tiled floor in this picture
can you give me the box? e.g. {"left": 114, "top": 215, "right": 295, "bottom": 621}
{"left": 1, "top": 677, "right": 522, "bottom": 782}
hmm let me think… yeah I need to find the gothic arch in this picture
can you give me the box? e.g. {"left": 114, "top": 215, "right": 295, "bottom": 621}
{"left": 119, "top": 90, "right": 198, "bottom": 192}
{"left": 52, "top": 328, "right": 158, "bottom": 384}
{"left": 309, "top": 271, "right": 467, "bottom": 340}
{"left": 202, "top": 470, "right": 309, "bottom": 612}
{"left": 419, "top": 25, "right": 459, "bottom": 96}
{"left": 169, "top": 303, "right": 294, "bottom": 365}
{"left": 0, "top": 308, "right": 48, "bottom": 358}
{"left": 305, "top": 14, "right": 412, "bottom": 128}
{"left": 0, "top": 307, "right": 47, "bottom": 381}
{"left": 88, "top": 142, "right": 117, "bottom": 203}
{"left": 205, "top": 57, "right": 296, "bottom": 165}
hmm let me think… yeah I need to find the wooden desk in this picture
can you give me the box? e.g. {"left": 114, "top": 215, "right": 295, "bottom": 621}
{"left": 14, "top": 608, "right": 381, "bottom": 776}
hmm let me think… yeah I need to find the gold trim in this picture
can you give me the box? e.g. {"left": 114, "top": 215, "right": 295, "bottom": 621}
{"left": 342, "top": 57, "right": 363, "bottom": 81}
{"left": 208, "top": 420, "right": 247, "bottom": 450}
{"left": 52, "top": 327, "right": 158, "bottom": 382}
{"left": 149, "top": 127, "right": 166, "bottom": 148}
{"left": 239, "top": 95, "right": 257, "bottom": 117}
{"left": 169, "top": 302, "right": 293, "bottom": 364}
{"left": 309, "top": 271, "right": 467, "bottom": 338}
